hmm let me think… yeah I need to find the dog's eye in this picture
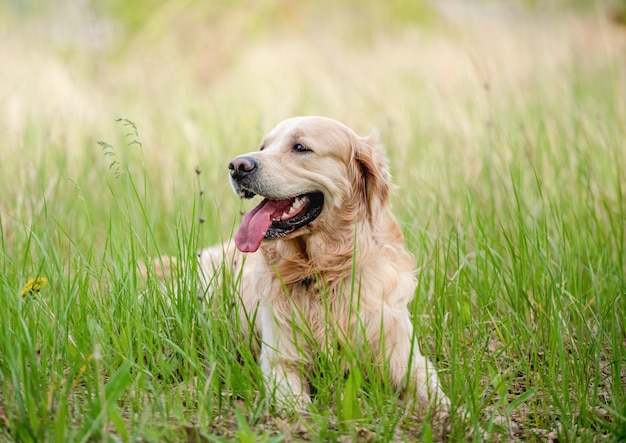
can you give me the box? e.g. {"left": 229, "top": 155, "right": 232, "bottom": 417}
{"left": 293, "top": 143, "right": 310, "bottom": 153}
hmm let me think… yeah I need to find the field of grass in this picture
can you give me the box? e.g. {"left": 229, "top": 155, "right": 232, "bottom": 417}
{"left": 1, "top": 1, "right": 625, "bottom": 441}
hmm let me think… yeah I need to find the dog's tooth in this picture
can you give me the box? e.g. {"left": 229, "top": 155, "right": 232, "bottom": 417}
{"left": 292, "top": 198, "right": 303, "bottom": 210}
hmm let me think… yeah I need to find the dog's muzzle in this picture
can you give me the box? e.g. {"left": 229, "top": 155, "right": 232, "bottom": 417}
{"left": 229, "top": 155, "right": 259, "bottom": 199}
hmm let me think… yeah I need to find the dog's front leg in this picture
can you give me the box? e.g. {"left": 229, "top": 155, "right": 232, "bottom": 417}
{"left": 259, "top": 306, "right": 311, "bottom": 411}
{"left": 381, "top": 310, "right": 449, "bottom": 411}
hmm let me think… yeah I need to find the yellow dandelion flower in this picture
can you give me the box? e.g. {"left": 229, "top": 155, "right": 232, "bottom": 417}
{"left": 21, "top": 277, "right": 48, "bottom": 297}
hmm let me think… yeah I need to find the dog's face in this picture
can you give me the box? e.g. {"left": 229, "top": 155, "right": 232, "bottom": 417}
{"left": 229, "top": 116, "right": 391, "bottom": 253}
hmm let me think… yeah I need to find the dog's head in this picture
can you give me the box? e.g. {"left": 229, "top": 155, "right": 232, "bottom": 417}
{"left": 229, "top": 116, "right": 391, "bottom": 253}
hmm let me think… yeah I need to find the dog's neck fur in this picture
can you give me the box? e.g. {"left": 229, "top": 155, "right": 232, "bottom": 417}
{"left": 262, "top": 219, "right": 375, "bottom": 288}
{"left": 259, "top": 185, "right": 395, "bottom": 290}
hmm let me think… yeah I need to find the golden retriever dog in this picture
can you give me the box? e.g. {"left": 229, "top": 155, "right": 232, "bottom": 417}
{"left": 195, "top": 116, "right": 449, "bottom": 414}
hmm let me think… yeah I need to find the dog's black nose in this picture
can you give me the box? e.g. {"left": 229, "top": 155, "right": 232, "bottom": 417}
{"left": 228, "top": 156, "right": 257, "bottom": 180}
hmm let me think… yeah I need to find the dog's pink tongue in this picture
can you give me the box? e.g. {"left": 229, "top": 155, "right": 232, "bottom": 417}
{"left": 235, "top": 199, "right": 280, "bottom": 253}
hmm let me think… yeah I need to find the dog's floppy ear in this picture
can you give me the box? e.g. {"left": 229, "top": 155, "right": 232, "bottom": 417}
{"left": 351, "top": 131, "right": 392, "bottom": 222}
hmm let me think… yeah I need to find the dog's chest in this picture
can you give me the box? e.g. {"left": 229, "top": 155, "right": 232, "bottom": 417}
{"left": 276, "top": 277, "right": 363, "bottom": 343}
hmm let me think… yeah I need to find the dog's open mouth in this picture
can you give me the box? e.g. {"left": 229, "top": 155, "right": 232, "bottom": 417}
{"left": 234, "top": 192, "right": 324, "bottom": 253}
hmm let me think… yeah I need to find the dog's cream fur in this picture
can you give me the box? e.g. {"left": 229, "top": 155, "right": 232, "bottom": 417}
{"left": 198, "top": 116, "right": 448, "bottom": 411}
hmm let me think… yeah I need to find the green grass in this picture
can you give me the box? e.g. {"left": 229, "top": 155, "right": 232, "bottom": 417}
{"left": 1, "top": 1, "right": 625, "bottom": 441}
